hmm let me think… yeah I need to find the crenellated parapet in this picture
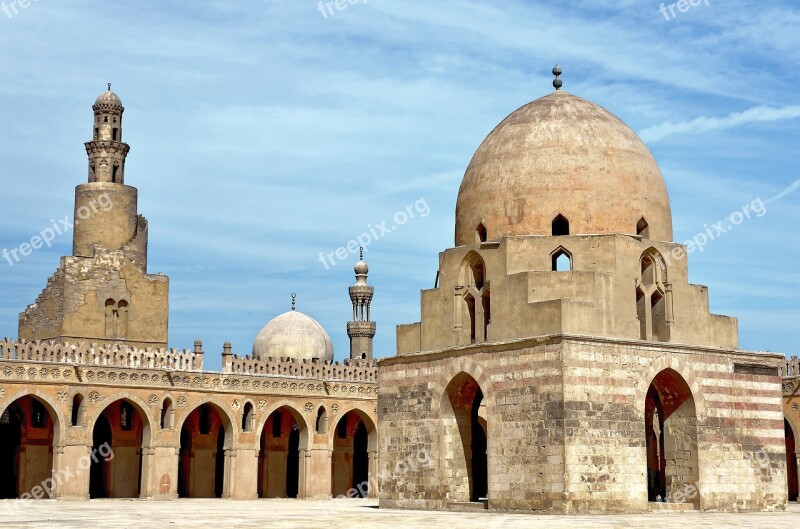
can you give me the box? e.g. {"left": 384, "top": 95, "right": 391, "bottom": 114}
{"left": 781, "top": 355, "right": 800, "bottom": 378}
{"left": 223, "top": 349, "right": 377, "bottom": 383}
{"left": 0, "top": 338, "right": 379, "bottom": 385}
{"left": 0, "top": 338, "right": 202, "bottom": 371}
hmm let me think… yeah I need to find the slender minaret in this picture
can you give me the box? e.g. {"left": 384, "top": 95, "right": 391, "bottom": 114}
{"left": 18, "top": 86, "right": 168, "bottom": 349}
{"left": 73, "top": 84, "right": 148, "bottom": 270}
{"left": 347, "top": 248, "right": 376, "bottom": 361}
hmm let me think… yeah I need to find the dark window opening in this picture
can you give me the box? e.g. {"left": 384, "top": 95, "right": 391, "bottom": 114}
{"left": 476, "top": 223, "right": 487, "bottom": 243}
{"left": 337, "top": 418, "right": 348, "bottom": 439}
{"left": 552, "top": 214, "right": 570, "bottom": 236}
{"left": 242, "top": 403, "right": 253, "bottom": 432}
{"left": 315, "top": 407, "right": 327, "bottom": 434}
{"left": 465, "top": 294, "right": 476, "bottom": 344}
{"left": 637, "top": 217, "right": 650, "bottom": 238}
{"left": 71, "top": 394, "right": 83, "bottom": 426}
{"left": 161, "top": 399, "right": 173, "bottom": 429}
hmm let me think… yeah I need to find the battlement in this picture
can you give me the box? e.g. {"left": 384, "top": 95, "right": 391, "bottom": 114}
{"left": 0, "top": 338, "right": 379, "bottom": 383}
{"left": 223, "top": 348, "right": 377, "bottom": 383}
{"left": 781, "top": 355, "right": 800, "bottom": 377}
{"left": 0, "top": 338, "right": 202, "bottom": 371}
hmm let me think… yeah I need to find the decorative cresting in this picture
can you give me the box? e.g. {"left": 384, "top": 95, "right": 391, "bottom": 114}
{"left": 0, "top": 339, "right": 377, "bottom": 399}
{"left": 635, "top": 248, "right": 673, "bottom": 342}
{"left": 0, "top": 338, "right": 203, "bottom": 371}
{"left": 454, "top": 251, "right": 490, "bottom": 345}
{"left": 347, "top": 247, "right": 376, "bottom": 361}
{"left": 224, "top": 351, "right": 377, "bottom": 382}
{"left": 782, "top": 356, "right": 800, "bottom": 377}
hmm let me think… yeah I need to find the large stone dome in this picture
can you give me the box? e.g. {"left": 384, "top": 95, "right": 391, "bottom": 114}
{"left": 455, "top": 90, "right": 673, "bottom": 246}
{"left": 252, "top": 310, "right": 334, "bottom": 362}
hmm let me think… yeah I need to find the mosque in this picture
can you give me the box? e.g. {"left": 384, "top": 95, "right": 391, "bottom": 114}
{"left": 1, "top": 67, "right": 799, "bottom": 514}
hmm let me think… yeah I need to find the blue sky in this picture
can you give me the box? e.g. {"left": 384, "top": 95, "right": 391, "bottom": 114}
{"left": 0, "top": 0, "right": 797, "bottom": 370}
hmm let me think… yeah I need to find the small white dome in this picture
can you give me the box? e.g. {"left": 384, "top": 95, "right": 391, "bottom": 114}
{"left": 252, "top": 310, "right": 334, "bottom": 361}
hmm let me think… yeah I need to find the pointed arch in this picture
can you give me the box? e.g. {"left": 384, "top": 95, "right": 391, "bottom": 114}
{"left": 177, "top": 400, "right": 235, "bottom": 498}
{"left": 552, "top": 214, "right": 570, "bottom": 236}
{"left": 242, "top": 401, "right": 255, "bottom": 432}
{"left": 637, "top": 217, "right": 650, "bottom": 238}
{"left": 457, "top": 252, "right": 490, "bottom": 344}
{"left": 315, "top": 406, "right": 328, "bottom": 435}
{"left": 256, "top": 402, "right": 311, "bottom": 499}
{"left": 459, "top": 251, "right": 486, "bottom": 291}
{"left": 439, "top": 372, "right": 488, "bottom": 503}
{"left": 637, "top": 248, "right": 672, "bottom": 341}
{"left": 0, "top": 393, "right": 60, "bottom": 499}
{"left": 476, "top": 222, "right": 487, "bottom": 244}
{"left": 785, "top": 415, "right": 799, "bottom": 502}
{"left": 330, "top": 407, "right": 378, "bottom": 498}
{"left": 89, "top": 396, "right": 152, "bottom": 499}
{"left": 551, "top": 246, "right": 573, "bottom": 272}
{"left": 644, "top": 368, "right": 699, "bottom": 507}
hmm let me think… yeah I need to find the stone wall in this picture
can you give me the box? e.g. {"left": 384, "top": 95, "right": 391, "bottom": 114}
{"left": 0, "top": 340, "right": 377, "bottom": 501}
{"left": 378, "top": 335, "right": 786, "bottom": 513}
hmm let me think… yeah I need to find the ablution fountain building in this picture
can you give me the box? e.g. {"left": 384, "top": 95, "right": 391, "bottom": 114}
{"left": 2, "top": 69, "right": 799, "bottom": 514}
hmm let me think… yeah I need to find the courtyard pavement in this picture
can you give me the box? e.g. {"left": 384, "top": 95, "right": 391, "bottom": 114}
{"left": 0, "top": 499, "right": 798, "bottom": 528}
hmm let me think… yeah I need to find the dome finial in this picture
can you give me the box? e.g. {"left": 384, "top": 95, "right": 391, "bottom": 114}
{"left": 107, "top": 82, "right": 112, "bottom": 92}
{"left": 552, "top": 65, "right": 563, "bottom": 90}
{"left": 359, "top": 246, "right": 364, "bottom": 260}
{"left": 291, "top": 293, "right": 297, "bottom": 311}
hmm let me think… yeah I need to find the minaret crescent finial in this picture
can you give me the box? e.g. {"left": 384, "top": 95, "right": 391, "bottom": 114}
{"left": 108, "top": 82, "right": 112, "bottom": 91}
{"left": 360, "top": 246, "right": 364, "bottom": 260}
{"left": 291, "top": 293, "right": 296, "bottom": 311}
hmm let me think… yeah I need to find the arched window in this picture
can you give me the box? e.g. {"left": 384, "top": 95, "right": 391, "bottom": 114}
{"left": 476, "top": 223, "right": 487, "bottom": 243}
{"left": 161, "top": 398, "right": 174, "bottom": 429}
{"left": 636, "top": 249, "right": 672, "bottom": 342}
{"left": 552, "top": 214, "right": 570, "bottom": 236}
{"left": 637, "top": 217, "right": 649, "bottom": 238}
{"left": 104, "top": 298, "right": 116, "bottom": 338}
{"left": 116, "top": 300, "right": 129, "bottom": 338}
{"left": 457, "top": 252, "right": 490, "bottom": 345}
{"left": 242, "top": 402, "right": 254, "bottom": 432}
{"left": 72, "top": 394, "right": 85, "bottom": 427}
{"left": 104, "top": 299, "right": 129, "bottom": 339}
{"left": 316, "top": 407, "right": 328, "bottom": 434}
{"left": 465, "top": 293, "right": 477, "bottom": 344}
{"left": 551, "top": 247, "right": 572, "bottom": 272}
{"left": 337, "top": 418, "right": 348, "bottom": 439}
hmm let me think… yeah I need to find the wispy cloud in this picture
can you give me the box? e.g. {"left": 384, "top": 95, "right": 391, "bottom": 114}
{"left": 766, "top": 178, "right": 800, "bottom": 204}
{"left": 641, "top": 105, "right": 800, "bottom": 142}
{"left": 0, "top": 0, "right": 798, "bottom": 365}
